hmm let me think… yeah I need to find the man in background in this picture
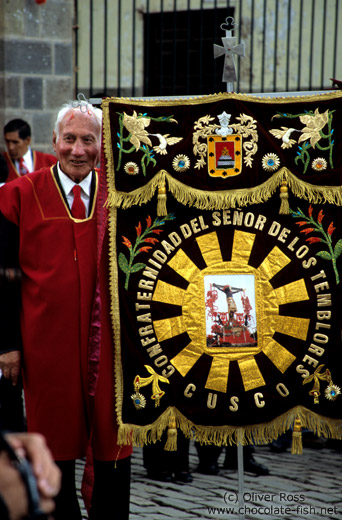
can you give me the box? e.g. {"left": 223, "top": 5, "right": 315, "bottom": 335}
{"left": 3, "top": 119, "right": 56, "bottom": 182}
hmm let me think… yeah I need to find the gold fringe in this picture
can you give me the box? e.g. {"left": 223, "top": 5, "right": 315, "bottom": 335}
{"left": 279, "top": 180, "right": 289, "bottom": 215}
{"left": 117, "top": 405, "right": 342, "bottom": 449}
{"left": 291, "top": 417, "right": 303, "bottom": 455}
{"left": 106, "top": 168, "right": 342, "bottom": 212}
{"left": 157, "top": 181, "right": 167, "bottom": 217}
{"left": 164, "top": 414, "right": 178, "bottom": 451}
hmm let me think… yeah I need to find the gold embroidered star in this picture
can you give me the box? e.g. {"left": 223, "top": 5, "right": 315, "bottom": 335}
{"left": 124, "top": 161, "right": 139, "bottom": 175}
{"left": 325, "top": 384, "right": 341, "bottom": 401}
{"left": 312, "top": 157, "right": 327, "bottom": 172}
{"left": 172, "top": 154, "right": 190, "bottom": 172}
{"left": 131, "top": 392, "right": 146, "bottom": 410}
{"left": 261, "top": 153, "right": 280, "bottom": 172}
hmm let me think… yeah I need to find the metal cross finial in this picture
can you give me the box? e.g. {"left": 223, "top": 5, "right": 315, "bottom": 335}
{"left": 214, "top": 16, "right": 245, "bottom": 92}
{"left": 220, "top": 16, "right": 238, "bottom": 34}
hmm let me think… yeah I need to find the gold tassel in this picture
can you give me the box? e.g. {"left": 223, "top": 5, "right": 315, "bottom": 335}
{"left": 291, "top": 417, "right": 303, "bottom": 454}
{"left": 279, "top": 180, "right": 289, "bottom": 215}
{"left": 164, "top": 415, "right": 177, "bottom": 451}
{"left": 157, "top": 182, "right": 167, "bottom": 217}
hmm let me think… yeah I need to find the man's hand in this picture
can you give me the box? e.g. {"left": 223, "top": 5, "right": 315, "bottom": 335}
{"left": 0, "top": 351, "right": 21, "bottom": 385}
{"left": 0, "top": 449, "right": 28, "bottom": 520}
{"left": 2, "top": 432, "right": 61, "bottom": 519}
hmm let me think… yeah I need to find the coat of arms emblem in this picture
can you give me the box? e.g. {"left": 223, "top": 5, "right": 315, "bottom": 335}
{"left": 208, "top": 112, "right": 242, "bottom": 178}
{"left": 193, "top": 111, "right": 258, "bottom": 177}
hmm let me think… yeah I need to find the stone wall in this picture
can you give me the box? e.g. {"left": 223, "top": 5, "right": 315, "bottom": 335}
{"left": 0, "top": 0, "right": 74, "bottom": 154}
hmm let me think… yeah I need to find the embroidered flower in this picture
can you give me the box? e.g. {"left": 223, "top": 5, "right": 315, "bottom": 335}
{"left": 124, "top": 161, "right": 139, "bottom": 175}
{"left": 123, "top": 111, "right": 152, "bottom": 151}
{"left": 312, "top": 157, "right": 327, "bottom": 172}
{"left": 324, "top": 384, "right": 341, "bottom": 401}
{"left": 131, "top": 392, "right": 146, "bottom": 410}
{"left": 172, "top": 154, "right": 190, "bottom": 172}
{"left": 298, "top": 108, "right": 329, "bottom": 148}
{"left": 261, "top": 153, "right": 280, "bottom": 172}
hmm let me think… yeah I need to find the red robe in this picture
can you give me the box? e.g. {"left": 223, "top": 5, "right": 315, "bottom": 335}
{"left": 0, "top": 167, "right": 132, "bottom": 462}
{"left": 3, "top": 150, "right": 57, "bottom": 183}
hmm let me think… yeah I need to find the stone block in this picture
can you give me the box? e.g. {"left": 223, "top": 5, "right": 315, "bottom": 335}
{"left": 24, "top": 77, "right": 43, "bottom": 109}
{"left": 45, "top": 78, "right": 73, "bottom": 107}
{"left": 55, "top": 43, "right": 72, "bottom": 75}
{"left": 0, "top": 0, "right": 23, "bottom": 37}
{"left": 23, "top": 2, "right": 41, "bottom": 39}
{"left": 32, "top": 112, "right": 55, "bottom": 146}
{"left": 40, "top": 0, "right": 72, "bottom": 40}
{"left": 0, "top": 41, "right": 4, "bottom": 72}
{"left": 4, "top": 41, "right": 52, "bottom": 74}
{"left": 4, "top": 76, "right": 21, "bottom": 108}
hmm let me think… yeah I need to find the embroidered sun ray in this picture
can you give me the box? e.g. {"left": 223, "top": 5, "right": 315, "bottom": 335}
{"left": 196, "top": 232, "right": 223, "bottom": 266}
{"left": 263, "top": 339, "right": 296, "bottom": 373}
{"left": 153, "top": 316, "right": 186, "bottom": 342}
{"left": 170, "top": 342, "right": 203, "bottom": 377}
{"left": 152, "top": 280, "right": 186, "bottom": 306}
{"left": 273, "top": 279, "right": 309, "bottom": 305}
{"left": 238, "top": 357, "right": 265, "bottom": 391}
{"left": 231, "top": 231, "right": 256, "bottom": 264}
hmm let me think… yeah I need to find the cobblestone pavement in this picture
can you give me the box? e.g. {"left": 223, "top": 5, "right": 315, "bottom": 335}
{"left": 78, "top": 440, "right": 341, "bottom": 520}
{"left": 129, "top": 441, "right": 341, "bottom": 520}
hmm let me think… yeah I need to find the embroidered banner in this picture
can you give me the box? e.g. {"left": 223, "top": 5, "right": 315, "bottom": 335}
{"left": 102, "top": 92, "right": 342, "bottom": 448}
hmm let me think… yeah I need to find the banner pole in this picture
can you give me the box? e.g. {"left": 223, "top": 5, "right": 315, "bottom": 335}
{"left": 237, "top": 442, "right": 245, "bottom": 520}
{"left": 213, "top": 16, "right": 245, "bottom": 93}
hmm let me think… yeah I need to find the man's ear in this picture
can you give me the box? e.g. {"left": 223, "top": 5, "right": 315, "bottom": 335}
{"left": 52, "top": 131, "right": 57, "bottom": 151}
{"left": 24, "top": 136, "right": 31, "bottom": 152}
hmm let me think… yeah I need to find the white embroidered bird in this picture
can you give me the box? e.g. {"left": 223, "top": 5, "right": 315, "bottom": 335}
{"left": 269, "top": 127, "right": 299, "bottom": 149}
{"left": 149, "top": 133, "right": 183, "bottom": 155}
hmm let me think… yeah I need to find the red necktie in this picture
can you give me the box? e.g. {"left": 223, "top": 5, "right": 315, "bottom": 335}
{"left": 19, "top": 158, "right": 29, "bottom": 176}
{"left": 71, "top": 185, "right": 86, "bottom": 219}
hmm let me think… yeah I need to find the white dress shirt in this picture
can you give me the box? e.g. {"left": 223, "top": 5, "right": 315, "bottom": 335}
{"left": 56, "top": 163, "right": 93, "bottom": 217}
{"left": 15, "top": 147, "right": 34, "bottom": 173}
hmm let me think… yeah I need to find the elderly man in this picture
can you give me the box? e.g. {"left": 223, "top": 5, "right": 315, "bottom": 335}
{"left": 3, "top": 119, "right": 56, "bottom": 182}
{"left": 0, "top": 101, "right": 132, "bottom": 520}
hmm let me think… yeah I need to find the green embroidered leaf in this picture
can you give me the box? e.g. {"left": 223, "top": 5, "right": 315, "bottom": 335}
{"left": 334, "top": 239, "right": 342, "bottom": 258}
{"left": 130, "top": 262, "right": 146, "bottom": 273}
{"left": 316, "top": 250, "right": 332, "bottom": 261}
{"left": 118, "top": 252, "right": 129, "bottom": 273}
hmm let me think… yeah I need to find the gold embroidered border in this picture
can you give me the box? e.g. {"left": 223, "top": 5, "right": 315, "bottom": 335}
{"left": 102, "top": 90, "right": 342, "bottom": 109}
{"left": 102, "top": 106, "right": 125, "bottom": 426}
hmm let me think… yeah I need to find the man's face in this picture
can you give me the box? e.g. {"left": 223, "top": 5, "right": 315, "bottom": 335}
{"left": 53, "top": 110, "right": 101, "bottom": 182}
{"left": 4, "top": 131, "right": 31, "bottom": 160}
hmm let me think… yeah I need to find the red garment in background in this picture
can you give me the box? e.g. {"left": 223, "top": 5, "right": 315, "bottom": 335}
{"left": 3, "top": 150, "right": 56, "bottom": 183}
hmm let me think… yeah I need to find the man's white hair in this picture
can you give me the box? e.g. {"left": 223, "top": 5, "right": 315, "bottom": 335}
{"left": 54, "top": 100, "right": 102, "bottom": 141}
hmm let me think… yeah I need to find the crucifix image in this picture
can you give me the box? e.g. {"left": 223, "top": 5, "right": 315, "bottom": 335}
{"left": 214, "top": 16, "right": 245, "bottom": 92}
